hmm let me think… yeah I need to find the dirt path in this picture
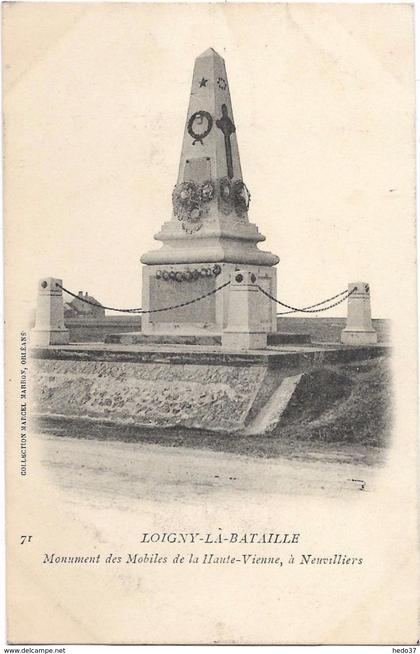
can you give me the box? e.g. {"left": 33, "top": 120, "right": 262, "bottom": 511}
{"left": 37, "top": 431, "right": 379, "bottom": 507}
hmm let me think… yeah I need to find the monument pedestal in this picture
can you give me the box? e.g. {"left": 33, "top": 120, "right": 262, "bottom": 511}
{"left": 141, "top": 262, "right": 276, "bottom": 336}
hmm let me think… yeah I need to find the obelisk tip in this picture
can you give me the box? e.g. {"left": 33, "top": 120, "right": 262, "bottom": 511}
{"left": 197, "top": 47, "right": 224, "bottom": 61}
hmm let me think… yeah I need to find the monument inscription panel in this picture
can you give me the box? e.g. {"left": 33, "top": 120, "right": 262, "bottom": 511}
{"left": 148, "top": 274, "right": 216, "bottom": 325}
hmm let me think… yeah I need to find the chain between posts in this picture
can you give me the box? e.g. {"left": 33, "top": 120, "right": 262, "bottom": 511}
{"left": 256, "top": 286, "right": 357, "bottom": 315}
{"left": 56, "top": 281, "right": 356, "bottom": 317}
{"left": 56, "top": 281, "right": 231, "bottom": 314}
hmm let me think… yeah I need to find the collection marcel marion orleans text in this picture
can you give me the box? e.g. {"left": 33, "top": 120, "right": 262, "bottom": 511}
{"left": 42, "top": 531, "right": 364, "bottom": 566}
{"left": 20, "top": 331, "right": 28, "bottom": 476}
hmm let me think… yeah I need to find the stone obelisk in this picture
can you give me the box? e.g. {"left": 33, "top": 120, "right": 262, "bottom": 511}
{"left": 141, "top": 48, "right": 279, "bottom": 337}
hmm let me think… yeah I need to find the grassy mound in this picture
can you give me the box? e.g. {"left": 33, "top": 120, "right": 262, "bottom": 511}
{"left": 277, "top": 356, "right": 392, "bottom": 447}
{"left": 281, "top": 368, "right": 353, "bottom": 424}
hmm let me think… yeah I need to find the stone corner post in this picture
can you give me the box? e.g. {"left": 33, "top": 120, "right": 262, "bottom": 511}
{"left": 341, "top": 281, "right": 378, "bottom": 345}
{"left": 30, "top": 278, "right": 70, "bottom": 347}
{"left": 222, "top": 270, "right": 268, "bottom": 350}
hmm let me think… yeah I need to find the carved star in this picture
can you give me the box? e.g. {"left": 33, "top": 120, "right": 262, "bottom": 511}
{"left": 199, "top": 77, "right": 208, "bottom": 87}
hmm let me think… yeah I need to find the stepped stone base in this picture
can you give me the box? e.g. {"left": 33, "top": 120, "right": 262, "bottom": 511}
{"left": 30, "top": 342, "right": 389, "bottom": 435}
{"left": 341, "top": 330, "right": 378, "bottom": 346}
{"left": 104, "top": 331, "right": 311, "bottom": 346}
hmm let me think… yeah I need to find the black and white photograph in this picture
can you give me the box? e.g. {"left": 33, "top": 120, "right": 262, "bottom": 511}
{"left": 3, "top": 2, "right": 418, "bottom": 645}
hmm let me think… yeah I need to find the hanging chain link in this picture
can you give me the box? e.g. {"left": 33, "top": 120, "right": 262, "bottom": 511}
{"left": 256, "top": 286, "right": 357, "bottom": 315}
{"left": 56, "top": 281, "right": 356, "bottom": 317}
{"left": 56, "top": 281, "right": 231, "bottom": 314}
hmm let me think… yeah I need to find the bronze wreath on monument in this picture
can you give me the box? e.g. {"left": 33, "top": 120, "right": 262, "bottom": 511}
{"left": 199, "top": 180, "right": 215, "bottom": 202}
{"left": 187, "top": 111, "right": 213, "bottom": 145}
{"left": 172, "top": 180, "right": 215, "bottom": 233}
{"left": 218, "top": 178, "right": 251, "bottom": 217}
{"left": 232, "top": 180, "right": 251, "bottom": 217}
{"left": 219, "top": 177, "right": 232, "bottom": 215}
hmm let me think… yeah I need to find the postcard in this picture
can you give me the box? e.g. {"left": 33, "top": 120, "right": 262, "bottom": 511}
{"left": 4, "top": 2, "right": 418, "bottom": 644}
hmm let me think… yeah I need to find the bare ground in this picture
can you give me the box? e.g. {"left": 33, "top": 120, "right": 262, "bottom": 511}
{"left": 37, "top": 431, "right": 380, "bottom": 505}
